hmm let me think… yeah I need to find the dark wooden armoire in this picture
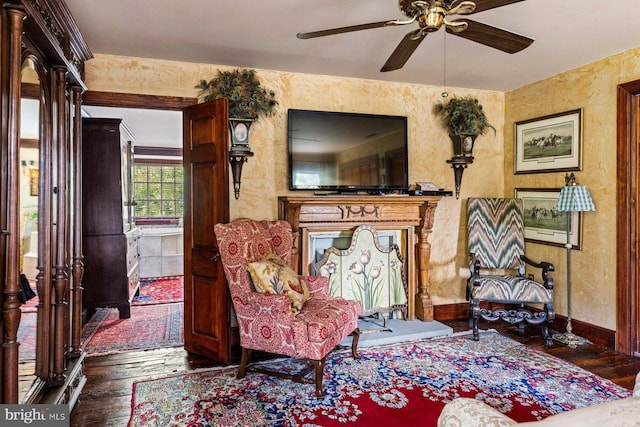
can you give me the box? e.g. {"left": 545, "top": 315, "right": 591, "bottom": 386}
{"left": 82, "top": 118, "right": 140, "bottom": 320}
{"left": 0, "top": 0, "right": 92, "bottom": 405}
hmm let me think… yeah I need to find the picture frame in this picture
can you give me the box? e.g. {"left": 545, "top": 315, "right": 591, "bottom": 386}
{"left": 29, "top": 168, "right": 39, "bottom": 196}
{"left": 514, "top": 109, "right": 582, "bottom": 174}
{"left": 515, "top": 188, "right": 581, "bottom": 250}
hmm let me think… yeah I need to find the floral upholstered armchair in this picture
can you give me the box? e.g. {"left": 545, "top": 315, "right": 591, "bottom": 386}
{"left": 214, "top": 218, "right": 361, "bottom": 398}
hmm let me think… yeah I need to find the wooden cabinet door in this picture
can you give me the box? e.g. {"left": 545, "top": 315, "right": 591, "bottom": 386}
{"left": 183, "top": 99, "right": 231, "bottom": 362}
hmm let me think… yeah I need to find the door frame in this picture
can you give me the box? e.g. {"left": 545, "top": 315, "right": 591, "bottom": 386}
{"left": 616, "top": 80, "right": 640, "bottom": 355}
{"left": 82, "top": 91, "right": 195, "bottom": 111}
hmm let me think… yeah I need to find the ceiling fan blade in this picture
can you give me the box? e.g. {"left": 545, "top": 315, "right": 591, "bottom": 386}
{"left": 297, "top": 21, "right": 390, "bottom": 39}
{"left": 450, "top": 0, "right": 525, "bottom": 14}
{"left": 381, "top": 31, "right": 427, "bottom": 72}
{"left": 446, "top": 19, "right": 533, "bottom": 53}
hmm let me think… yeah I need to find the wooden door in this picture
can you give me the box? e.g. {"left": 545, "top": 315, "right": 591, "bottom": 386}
{"left": 183, "top": 99, "right": 231, "bottom": 362}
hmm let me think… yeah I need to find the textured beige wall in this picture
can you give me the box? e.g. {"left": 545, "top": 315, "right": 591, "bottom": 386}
{"left": 505, "top": 45, "right": 640, "bottom": 330}
{"left": 84, "top": 53, "right": 506, "bottom": 307}
{"left": 84, "top": 45, "right": 640, "bottom": 330}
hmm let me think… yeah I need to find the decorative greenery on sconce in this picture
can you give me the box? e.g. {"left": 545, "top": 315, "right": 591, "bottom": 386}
{"left": 197, "top": 68, "right": 278, "bottom": 120}
{"left": 196, "top": 68, "right": 278, "bottom": 199}
{"left": 434, "top": 96, "right": 495, "bottom": 199}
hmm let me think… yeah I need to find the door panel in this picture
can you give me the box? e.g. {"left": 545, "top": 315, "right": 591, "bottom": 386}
{"left": 183, "top": 99, "right": 231, "bottom": 362}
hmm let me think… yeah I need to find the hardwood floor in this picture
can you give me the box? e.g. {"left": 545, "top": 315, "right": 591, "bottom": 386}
{"left": 69, "top": 319, "right": 640, "bottom": 426}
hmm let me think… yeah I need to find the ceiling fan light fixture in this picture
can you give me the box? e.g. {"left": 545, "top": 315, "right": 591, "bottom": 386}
{"left": 420, "top": 7, "right": 446, "bottom": 32}
{"left": 444, "top": 19, "right": 469, "bottom": 33}
{"left": 409, "top": 29, "right": 424, "bottom": 41}
{"left": 399, "top": 0, "right": 429, "bottom": 18}
{"left": 299, "top": 0, "right": 533, "bottom": 72}
{"left": 448, "top": 1, "right": 476, "bottom": 15}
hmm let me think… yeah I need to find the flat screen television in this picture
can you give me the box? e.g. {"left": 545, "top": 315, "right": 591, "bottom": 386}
{"left": 288, "top": 109, "right": 408, "bottom": 192}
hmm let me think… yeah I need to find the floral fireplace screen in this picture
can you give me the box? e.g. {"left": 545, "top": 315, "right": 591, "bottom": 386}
{"left": 315, "top": 225, "right": 408, "bottom": 324}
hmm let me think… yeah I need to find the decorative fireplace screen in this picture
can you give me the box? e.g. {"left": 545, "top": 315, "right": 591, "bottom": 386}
{"left": 315, "top": 224, "right": 408, "bottom": 325}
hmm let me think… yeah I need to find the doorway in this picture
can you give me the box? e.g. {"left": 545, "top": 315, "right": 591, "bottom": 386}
{"left": 80, "top": 92, "right": 194, "bottom": 351}
{"left": 81, "top": 93, "right": 189, "bottom": 281}
{"left": 616, "top": 80, "right": 640, "bottom": 356}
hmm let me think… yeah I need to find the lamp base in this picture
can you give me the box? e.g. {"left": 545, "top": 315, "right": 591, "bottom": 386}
{"left": 552, "top": 331, "right": 591, "bottom": 349}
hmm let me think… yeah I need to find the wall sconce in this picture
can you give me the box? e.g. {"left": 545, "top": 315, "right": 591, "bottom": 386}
{"left": 228, "top": 119, "right": 254, "bottom": 199}
{"left": 229, "top": 150, "right": 253, "bottom": 200}
{"left": 445, "top": 134, "right": 476, "bottom": 199}
{"left": 446, "top": 155, "right": 472, "bottom": 200}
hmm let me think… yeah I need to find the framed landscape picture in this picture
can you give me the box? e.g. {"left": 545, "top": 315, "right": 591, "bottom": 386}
{"left": 514, "top": 109, "right": 582, "bottom": 174}
{"left": 515, "top": 188, "right": 581, "bottom": 249}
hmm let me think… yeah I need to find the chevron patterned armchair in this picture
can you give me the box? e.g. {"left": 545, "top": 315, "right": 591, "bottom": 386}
{"left": 467, "top": 198, "right": 555, "bottom": 347}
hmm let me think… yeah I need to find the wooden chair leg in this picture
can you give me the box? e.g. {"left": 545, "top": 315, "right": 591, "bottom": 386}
{"left": 351, "top": 327, "right": 361, "bottom": 359}
{"left": 517, "top": 320, "right": 525, "bottom": 337}
{"left": 471, "top": 302, "right": 480, "bottom": 341}
{"left": 542, "top": 321, "right": 553, "bottom": 348}
{"left": 237, "top": 347, "right": 252, "bottom": 379}
{"left": 311, "top": 357, "right": 326, "bottom": 398}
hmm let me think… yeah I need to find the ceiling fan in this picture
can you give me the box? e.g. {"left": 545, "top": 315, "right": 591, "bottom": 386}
{"left": 297, "top": 0, "right": 533, "bottom": 72}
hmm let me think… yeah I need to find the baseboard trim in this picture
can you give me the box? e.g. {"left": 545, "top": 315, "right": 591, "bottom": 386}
{"left": 433, "top": 302, "right": 615, "bottom": 348}
{"left": 433, "top": 303, "right": 469, "bottom": 321}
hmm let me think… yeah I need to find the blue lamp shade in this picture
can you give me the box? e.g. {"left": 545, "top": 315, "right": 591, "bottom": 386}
{"left": 556, "top": 185, "right": 596, "bottom": 212}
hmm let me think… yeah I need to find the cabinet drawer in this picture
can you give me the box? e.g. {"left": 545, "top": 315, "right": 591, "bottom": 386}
{"left": 128, "top": 267, "right": 140, "bottom": 300}
{"left": 126, "top": 244, "right": 138, "bottom": 268}
{"left": 126, "top": 234, "right": 138, "bottom": 253}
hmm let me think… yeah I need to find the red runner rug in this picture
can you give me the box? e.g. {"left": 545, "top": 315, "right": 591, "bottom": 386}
{"left": 18, "top": 277, "right": 184, "bottom": 361}
{"left": 20, "top": 276, "right": 183, "bottom": 312}
{"left": 17, "top": 312, "right": 37, "bottom": 361}
{"left": 82, "top": 302, "right": 183, "bottom": 357}
{"left": 20, "top": 285, "right": 39, "bottom": 313}
{"left": 128, "top": 331, "right": 631, "bottom": 427}
{"left": 132, "top": 276, "right": 184, "bottom": 306}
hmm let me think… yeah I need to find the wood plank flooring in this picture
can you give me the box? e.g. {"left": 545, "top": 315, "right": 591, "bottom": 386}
{"left": 69, "top": 319, "right": 640, "bottom": 426}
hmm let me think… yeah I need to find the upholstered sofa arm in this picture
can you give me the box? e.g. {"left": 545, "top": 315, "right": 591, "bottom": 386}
{"left": 303, "top": 275, "right": 330, "bottom": 297}
{"left": 438, "top": 398, "right": 516, "bottom": 427}
{"left": 439, "top": 378, "right": 640, "bottom": 427}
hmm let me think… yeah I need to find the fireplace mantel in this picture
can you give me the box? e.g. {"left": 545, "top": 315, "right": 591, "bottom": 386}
{"left": 278, "top": 195, "right": 445, "bottom": 321}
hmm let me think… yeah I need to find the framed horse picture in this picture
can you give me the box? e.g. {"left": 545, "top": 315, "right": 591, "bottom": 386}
{"left": 515, "top": 188, "right": 582, "bottom": 249}
{"left": 514, "top": 109, "right": 582, "bottom": 174}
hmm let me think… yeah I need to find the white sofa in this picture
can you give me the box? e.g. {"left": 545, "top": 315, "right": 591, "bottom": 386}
{"left": 437, "top": 371, "right": 640, "bottom": 427}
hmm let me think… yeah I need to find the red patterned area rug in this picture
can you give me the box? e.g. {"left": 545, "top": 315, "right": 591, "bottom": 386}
{"left": 82, "top": 302, "right": 183, "bottom": 357}
{"left": 17, "top": 312, "right": 37, "bottom": 361}
{"left": 132, "top": 276, "right": 184, "bottom": 306}
{"left": 20, "top": 292, "right": 39, "bottom": 313}
{"left": 128, "top": 331, "right": 631, "bottom": 427}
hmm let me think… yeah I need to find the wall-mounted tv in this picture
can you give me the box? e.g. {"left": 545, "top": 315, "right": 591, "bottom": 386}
{"left": 288, "top": 109, "right": 408, "bottom": 192}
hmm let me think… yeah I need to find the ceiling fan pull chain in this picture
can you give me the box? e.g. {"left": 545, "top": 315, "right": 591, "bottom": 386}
{"left": 442, "top": 32, "right": 449, "bottom": 98}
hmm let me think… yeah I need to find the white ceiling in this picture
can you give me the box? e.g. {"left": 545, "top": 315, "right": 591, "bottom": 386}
{"left": 65, "top": 0, "right": 640, "bottom": 92}
{"left": 63, "top": 0, "right": 640, "bottom": 149}
{"left": 81, "top": 105, "right": 182, "bottom": 148}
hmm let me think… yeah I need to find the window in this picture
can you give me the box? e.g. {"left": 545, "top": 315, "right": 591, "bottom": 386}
{"left": 134, "top": 163, "right": 183, "bottom": 225}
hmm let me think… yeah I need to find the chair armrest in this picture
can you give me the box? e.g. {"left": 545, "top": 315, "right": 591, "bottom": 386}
{"left": 520, "top": 255, "right": 555, "bottom": 289}
{"left": 246, "top": 292, "right": 293, "bottom": 318}
{"left": 470, "top": 258, "right": 483, "bottom": 282}
{"left": 520, "top": 254, "right": 554, "bottom": 272}
{"left": 303, "top": 275, "right": 330, "bottom": 297}
{"left": 438, "top": 398, "right": 516, "bottom": 427}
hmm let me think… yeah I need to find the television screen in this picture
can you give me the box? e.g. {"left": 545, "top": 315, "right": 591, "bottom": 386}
{"left": 288, "top": 109, "right": 408, "bottom": 192}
